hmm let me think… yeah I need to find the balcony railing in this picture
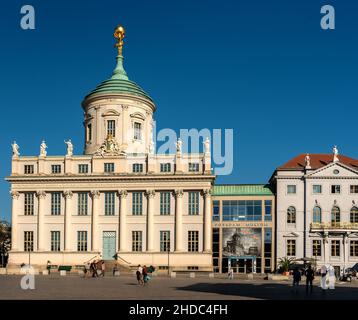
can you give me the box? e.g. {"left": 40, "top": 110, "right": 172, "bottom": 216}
{"left": 310, "top": 222, "right": 358, "bottom": 230}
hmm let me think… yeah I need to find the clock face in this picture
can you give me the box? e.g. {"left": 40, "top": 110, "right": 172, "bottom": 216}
{"left": 333, "top": 169, "right": 339, "bottom": 175}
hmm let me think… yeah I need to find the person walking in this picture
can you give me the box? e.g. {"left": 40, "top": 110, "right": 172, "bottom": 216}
{"left": 136, "top": 264, "right": 143, "bottom": 285}
{"left": 47, "top": 260, "right": 51, "bottom": 275}
{"left": 113, "top": 264, "right": 119, "bottom": 276}
{"left": 143, "top": 265, "right": 148, "bottom": 285}
{"left": 305, "top": 265, "right": 315, "bottom": 294}
{"left": 228, "top": 267, "right": 234, "bottom": 280}
{"left": 292, "top": 268, "right": 301, "bottom": 293}
{"left": 101, "top": 261, "right": 106, "bottom": 277}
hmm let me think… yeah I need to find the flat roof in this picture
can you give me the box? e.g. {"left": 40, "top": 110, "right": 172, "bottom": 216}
{"left": 213, "top": 184, "right": 274, "bottom": 196}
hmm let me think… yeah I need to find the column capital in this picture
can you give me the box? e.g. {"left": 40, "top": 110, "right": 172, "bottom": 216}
{"left": 90, "top": 190, "right": 101, "bottom": 199}
{"left": 10, "top": 190, "right": 20, "bottom": 199}
{"left": 202, "top": 189, "right": 212, "bottom": 198}
{"left": 145, "top": 189, "right": 156, "bottom": 198}
{"left": 118, "top": 190, "right": 128, "bottom": 198}
{"left": 63, "top": 190, "right": 73, "bottom": 199}
{"left": 174, "top": 189, "right": 184, "bottom": 198}
{"left": 36, "top": 190, "right": 46, "bottom": 199}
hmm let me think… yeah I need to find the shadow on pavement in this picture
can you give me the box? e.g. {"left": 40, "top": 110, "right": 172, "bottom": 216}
{"left": 175, "top": 282, "right": 358, "bottom": 300}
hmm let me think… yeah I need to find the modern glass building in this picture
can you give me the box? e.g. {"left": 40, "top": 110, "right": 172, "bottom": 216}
{"left": 212, "top": 185, "right": 275, "bottom": 274}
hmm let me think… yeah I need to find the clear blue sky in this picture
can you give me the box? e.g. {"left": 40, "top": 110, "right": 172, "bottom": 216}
{"left": 0, "top": 0, "right": 357, "bottom": 221}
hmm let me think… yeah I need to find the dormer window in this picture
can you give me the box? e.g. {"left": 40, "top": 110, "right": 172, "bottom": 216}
{"left": 133, "top": 122, "right": 142, "bottom": 140}
{"left": 107, "top": 120, "right": 115, "bottom": 137}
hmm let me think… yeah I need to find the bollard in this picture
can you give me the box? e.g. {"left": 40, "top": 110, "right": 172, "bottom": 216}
{"left": 209, "top": 273, "right": 215, "bottom": 278}
{"left": 42, "top": 270, "right": 49, "bottom": 275}
{"left": 0, "top": 268, "right": 7, "bottom": 275}
{"left": 171, "top": 272, "right": 176, "bottom": 278}
{"left": 114, "top": 270, "right": 120, "bottom": 277}
{"left": 247, "top": 273, "right": 254, "bottom": 280}
{"left": 78, "top": 270, "right": 84, "bottom": 276}
{"left": 189, "top": 272, "right": 195, "bottom": 278}
{"left": 60, "top": 270, "right": 66, "bottom": 276}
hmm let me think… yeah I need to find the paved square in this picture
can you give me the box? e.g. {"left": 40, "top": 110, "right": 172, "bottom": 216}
{"left": 1, "top": 275, "right": 358, "bottom": 300}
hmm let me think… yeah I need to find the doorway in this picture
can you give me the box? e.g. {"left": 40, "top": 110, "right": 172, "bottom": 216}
{"left": 228, "top": 256, "right": 256, "bottom": 273}
{"left": 102, "top": 231, "right": 116, "bottom": 260}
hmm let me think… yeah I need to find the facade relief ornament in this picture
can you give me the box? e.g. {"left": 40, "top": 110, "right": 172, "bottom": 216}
{"left": 90, "top": 190, "right": 101, "bottom": 199}
{"left": 36, "top": 191, "right": 46, "bottom": 199}
{"left": 305, "top": 153, "right": 311, "bottom": 169}
{"left": 10, "top": 190, "right": 20, "bottom": 199}
{"left": 174, "top": 189, "right": 184, "bottom": 198}
{"left": 95, "top": 134, "right": 125, "bottom": 157}
{"left": 175, "top": 138, "right": 182, "bottom": 155}
{"left": 204, "top": 137, "right": 210, "bottom": 155}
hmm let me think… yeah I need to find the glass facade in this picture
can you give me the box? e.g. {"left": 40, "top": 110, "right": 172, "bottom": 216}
{"left": 222, "top": 200, "right": 262, "bottom": 221}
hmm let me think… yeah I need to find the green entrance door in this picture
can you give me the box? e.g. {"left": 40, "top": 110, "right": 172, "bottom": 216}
{"left": 102, "top": 231, "right": 116, "bottom": 260}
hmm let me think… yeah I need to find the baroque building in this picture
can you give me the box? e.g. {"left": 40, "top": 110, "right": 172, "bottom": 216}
{"left": 6, "top": 26, "right": 215, "bottom": 271}
{"left": 271, "top": 147, "right": 358, "bottom": 274}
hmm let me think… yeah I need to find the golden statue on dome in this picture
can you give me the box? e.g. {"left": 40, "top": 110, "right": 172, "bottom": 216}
{"left": 114, "top": 25, "right": 125, "bottom": 55}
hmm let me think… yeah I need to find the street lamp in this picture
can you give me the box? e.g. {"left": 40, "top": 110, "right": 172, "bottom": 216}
{"left": 167, "top": 243, "right": 170, "bottom": 276}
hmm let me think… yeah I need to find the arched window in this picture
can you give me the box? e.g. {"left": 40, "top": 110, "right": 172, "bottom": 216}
{"left": 313, "top": 206, "right": 321, "bottom": 223}
{"left": 331, "top": 206, "right": 340, "bottom": 225}
{"left": 287, "top": 206, "right": 296, "bottom": 224}
{"left": 350, "top": 207, "right": 358, "bottom": 223}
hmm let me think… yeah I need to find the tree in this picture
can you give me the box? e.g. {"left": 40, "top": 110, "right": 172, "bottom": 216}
{"left": 278, "top": 257, "right": 295, "bottom": 273}
{"left": 0, "top": 220, "right": 11, "bottom": 267}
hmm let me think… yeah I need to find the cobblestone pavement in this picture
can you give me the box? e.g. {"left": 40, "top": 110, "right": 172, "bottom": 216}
{"left": 1, "top": 274, "right": 358, "bottom": 300}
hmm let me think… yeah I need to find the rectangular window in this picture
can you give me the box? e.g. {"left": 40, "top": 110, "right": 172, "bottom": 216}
{"left": 160, "top": 192, "right": 171, "bottom": 215}
{"left": 78, "top": 164, "right": 89, "bottom": 174}
{"left": 87, "top": 123, "right": 92, "bottom": 141}
{"left": 350, "top": 241, "right": 358, "bottom": 257}
{"left": 331, "top": 185, "right": 341, "bottom": 194}
{"left": 132, "top": 231, "right": 142, "bottom": 252}
{"left": 160, "top": 231, "right": 170, "bottom": 252}
{"left": 134, "top": 122, "right": 142, "bottom": 140}
{"left": 51, "top": 231, "right": 60, "bottom": 251}
{"left": 312, "top": 240, "right": 321, "bottom": 257}
{"left": 350, "top": 185, "right": 358, "bottom": 194}
{"left": 189, "top": 163, "right": 200, "bottom": 172}
{"left": 264, "top": 200, "right": 272, "bottom": 221}
{"left": 24, "top": 193, "right": 34, "bottom": 216}
{"left": 160, "top": 163, "right": 171, "bottom": 173}
{"left": 213, "top": 200, "right": 220, "bottom": 221}
{"left": 24, "top": 165, "right": 34, "bottom": 174}
{"left": 51, "top": 192, "right": 61, "bottom": 215}
{"left": 77, "top": 231, "right": 88, "bottom": 252}
{"left": 51, "top": 165, "right": 61, "bottom": 174}
{"left": 287, "top": 185, "right": 296, "bottom": 194}
{"left": 313, "top": 185, "right": 322, "bottom": 194}
{"left": 107, "top": 120, "right": 116, "bottom": 137}
{"left": 132, "top": 192, "right": 143, "bottom": 215}
{"left": 188, "top": 191, "right": 199, "bottom": 215}
{"left": 104, "top": 163, "right": 115, "bottom": 173}
{"left": 104, "top": 192, "right": 116, "bottom": 216}
{"left": 331, "top": 240, "right": 340, "bottom": 257}
{"left": 287, "top": 239, "right": 296, "bottom": 256}
{"left": 188, "top": 231, "right": 199, "bottom": 252}
{"left": 24, "top": 231, "right": 34, "bottom": 252}
{"left": 78, "top": 192, "right": 88, "bottom": 216}
{"left": 132, "top": 163, "right": 143, "bottom": 173}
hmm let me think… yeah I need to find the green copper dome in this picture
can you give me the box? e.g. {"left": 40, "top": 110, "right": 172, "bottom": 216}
{"left": 84, "top": 54, "right": 153, "bottom": 103}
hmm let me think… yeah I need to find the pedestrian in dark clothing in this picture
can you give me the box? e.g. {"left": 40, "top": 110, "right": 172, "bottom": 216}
{"left": 143, "top": 265, "right": 148, "bottom": 284}
{"left": 305, "top": 265, "right": 315, "bottom": 294}
{"left": 292, "top": 268, "right": 301, "bottom": 293}
{"left": 47, "top": 260, "right": 51, "bottom": 275}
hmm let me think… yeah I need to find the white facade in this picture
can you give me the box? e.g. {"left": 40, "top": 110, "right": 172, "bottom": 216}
{"left": 6, "top": 27, "right": 215, "bottom": 271}
{"left": 274, "top": 153, "right": 358, "bottom": 273}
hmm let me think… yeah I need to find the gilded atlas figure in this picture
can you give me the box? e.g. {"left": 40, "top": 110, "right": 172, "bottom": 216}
{"left": 114, "top": 25, "right": 125, "bottom": 55}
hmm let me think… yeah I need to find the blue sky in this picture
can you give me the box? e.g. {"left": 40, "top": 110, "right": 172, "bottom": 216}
{"left": 0, "top": 0, "right": 357, "bottom": 221}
